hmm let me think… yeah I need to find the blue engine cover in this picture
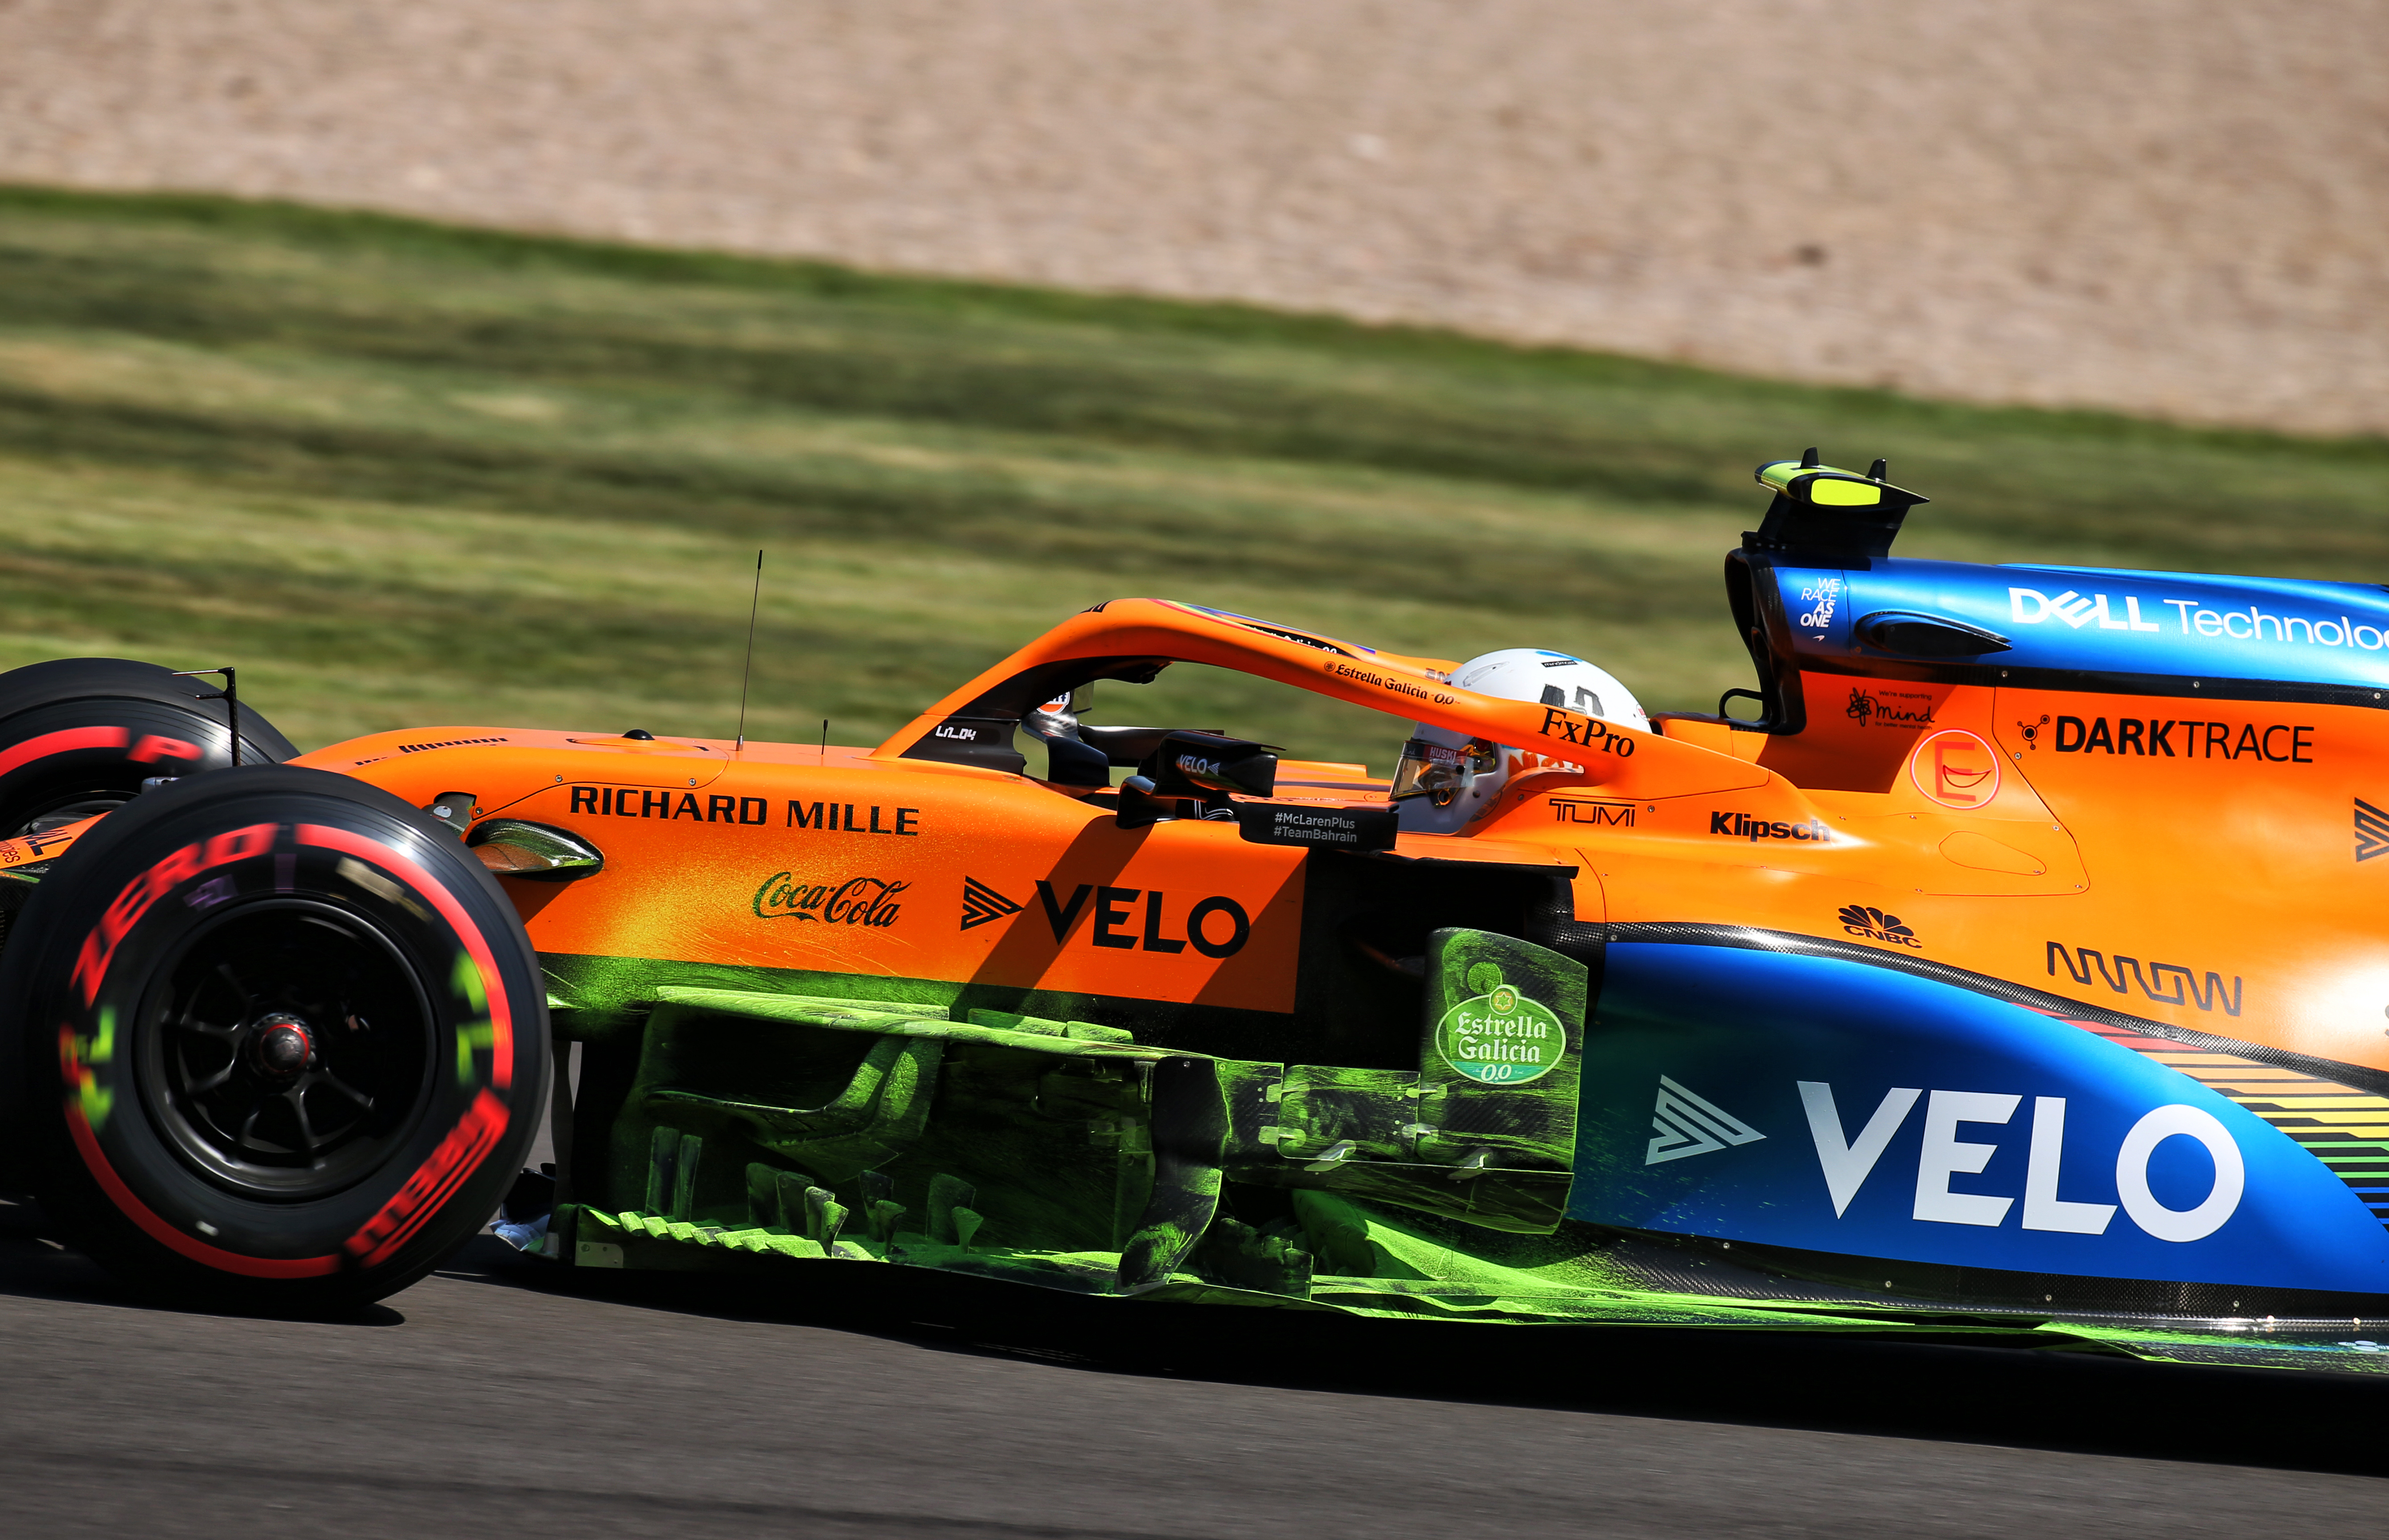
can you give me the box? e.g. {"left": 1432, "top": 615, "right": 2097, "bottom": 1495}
{"left": 1780, "top": 558, "right": 2389, "bottom": 692}
{"left": 1572, "top": 943, "right": 2389, "bottom": 1294}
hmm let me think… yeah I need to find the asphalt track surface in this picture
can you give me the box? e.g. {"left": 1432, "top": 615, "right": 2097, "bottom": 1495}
{"left": 6, "top": 1196, "right": 2389, "bottom": 1540}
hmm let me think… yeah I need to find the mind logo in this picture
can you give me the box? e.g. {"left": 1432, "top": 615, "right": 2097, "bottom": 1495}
{"left": 1435, "top": 963, "right": 1562, "bottom": 1085}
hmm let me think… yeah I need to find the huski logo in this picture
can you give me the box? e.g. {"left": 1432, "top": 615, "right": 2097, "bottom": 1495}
{"left": 1646, "top": 1075, "right": 1766, "bottom": 1164}
{"left": 2358, "top": 799, "right": 2389, "bottom": 863}
{"left": 1839, "top": 904, "right": 1921, "bottom": 947}
{"left": 961, "top": 876, "right": 1025, "bottom": 930}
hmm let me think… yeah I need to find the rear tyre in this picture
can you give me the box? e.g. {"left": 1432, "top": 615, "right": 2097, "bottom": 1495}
{"left": 0, "top": 766, "right": 547, "bottom": 1311}
{"left": 0, "top": 658, "right": 300, "bottom": 842}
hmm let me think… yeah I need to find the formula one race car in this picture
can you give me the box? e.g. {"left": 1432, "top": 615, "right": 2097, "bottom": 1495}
{"left": 5, "top": 451, "right": 2388, "bottom": 1372}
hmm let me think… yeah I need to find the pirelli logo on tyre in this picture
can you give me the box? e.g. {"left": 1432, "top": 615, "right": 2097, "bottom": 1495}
{"left": 343, "top": 1089, "right": 510, "bottom": 1268}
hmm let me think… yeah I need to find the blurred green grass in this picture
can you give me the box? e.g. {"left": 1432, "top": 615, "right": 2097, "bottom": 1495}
{"left": 2, "top": 186, "right": 2385, "bottom": 770}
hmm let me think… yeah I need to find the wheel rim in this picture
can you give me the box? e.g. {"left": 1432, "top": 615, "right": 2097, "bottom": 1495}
{"left": 137, "top": 899, "right": 439, "bottom": 1200}
{"left": 10, "top": 788, "right": 135, "bottom": 838}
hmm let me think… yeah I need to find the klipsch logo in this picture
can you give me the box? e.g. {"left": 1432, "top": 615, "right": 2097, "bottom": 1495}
{"left": 753, "top": 873, "right": 908, "bottom": 926}
{"left": 2360, "top": 799, "right": 2389, "bottom": 863}
{"left": 1711, "top": 811, "right": 1833, "bottom": 844}
{"left": 2047, "top": 942, "right": 2242, "bottom": 1017}
{"left": 1847, "top": 688, "right": 1936, "bottom": 729}
{"left": 1645, "top": 1076, "right": 1766, "bottom": 1164}
{"left": 1840, "top": 904, "right": 1921, "bottom": 947}
{"left": 961, "top": 876, "right": 1025, "bottom": 930}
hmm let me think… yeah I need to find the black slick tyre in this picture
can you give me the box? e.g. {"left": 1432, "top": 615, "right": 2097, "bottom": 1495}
{"left": 0, "top": 658, "right": 299, "bottom": 840}
{"left": 0, "top": 766, "right": 547, "bottom": 1311}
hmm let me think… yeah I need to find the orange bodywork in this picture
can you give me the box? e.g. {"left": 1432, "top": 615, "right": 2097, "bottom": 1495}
{"left": 6, "top": 595, "right": 2371, "bottom": 1071}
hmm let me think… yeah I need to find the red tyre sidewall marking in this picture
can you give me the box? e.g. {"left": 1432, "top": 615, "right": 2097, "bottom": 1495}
{"left": 0, "top": 725, "right": 130, "bottom": 778}
{"left": 72, "top": 824, "right": 276, "bottom": 1007}
{"left": 55, "top": 818, "right": 519, "bottom": 1278}
{"left": 343, "top": 1089, "right": 509, "bottom": 1267}
{"left": 54, "top": 817, "right": 339, "bottom": 1276}
{"left": 293, "top": 823, "right": 515, "bottom": 1091}
{"left": 62, "top": 1096, "right": 339, "bottom": 1278}
{"left": 291, "top": 824, "right": 521, "bottom": 1269}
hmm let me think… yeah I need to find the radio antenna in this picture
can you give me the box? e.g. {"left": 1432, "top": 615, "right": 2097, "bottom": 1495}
{"left": 734, "top": 550, "right": 763, "bottom": 751}
{"left": 173, "top": 667, "right": 239, "bottom": 766}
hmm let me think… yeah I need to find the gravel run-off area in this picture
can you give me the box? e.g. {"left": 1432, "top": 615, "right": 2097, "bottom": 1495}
{"left": 2, "top": 0, "right": 2385, "bottom": 434}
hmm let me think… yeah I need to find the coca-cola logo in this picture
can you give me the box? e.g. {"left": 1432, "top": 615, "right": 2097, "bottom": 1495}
{"left": 752, "top": 872, "right": 908, "bottom": 926}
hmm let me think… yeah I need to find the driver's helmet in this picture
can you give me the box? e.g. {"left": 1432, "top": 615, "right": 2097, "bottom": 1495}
{"left": 1392, "top": 649, "right": 1650, "bottom": 833}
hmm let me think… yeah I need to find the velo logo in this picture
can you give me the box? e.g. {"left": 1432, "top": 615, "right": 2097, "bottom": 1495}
{"left": 1645, "top": 1076, "right": 1766, "bottom": 1165}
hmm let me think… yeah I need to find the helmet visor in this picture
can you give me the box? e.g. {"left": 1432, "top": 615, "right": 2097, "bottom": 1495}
{"left": 1390, "top": 737, "right": 1498, "bottom": 805}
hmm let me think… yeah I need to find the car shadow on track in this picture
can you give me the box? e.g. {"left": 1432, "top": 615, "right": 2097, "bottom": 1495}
{"left": 421, "top": 1230, "right": 2389, "bottom": 1482}
{"left": 8, "top": 1193, "right": 2381, "bottom": 1480}
{"left": 0, "top": 1196, "right": 407, "bottom": 1324}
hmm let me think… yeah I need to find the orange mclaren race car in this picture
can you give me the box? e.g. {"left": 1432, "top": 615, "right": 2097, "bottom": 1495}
{"left": 4, "top": 453, "right": 2388, "bottom": 1371}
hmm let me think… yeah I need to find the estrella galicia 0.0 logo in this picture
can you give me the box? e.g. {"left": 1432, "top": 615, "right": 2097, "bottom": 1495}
{"left": 1839, "top": 904, "right": 1921, "bottom": 948}
{"left": 753, "top": 873, "right": 908, "bottom": 926}
{"left": 1434, "top": 962, "right": 1564, "bottom": 1085}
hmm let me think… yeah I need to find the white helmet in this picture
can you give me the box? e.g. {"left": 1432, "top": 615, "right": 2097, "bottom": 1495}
{"left": 1392, "top": 649, "right": 1649, "bottom": 833}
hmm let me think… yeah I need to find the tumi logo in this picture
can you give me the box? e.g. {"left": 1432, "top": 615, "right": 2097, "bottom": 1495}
{"left": 1712, "top": 811, "right": 1834, "bottom": 844}
{"left": 2046, "top": 942, "right": 2242, "bottom": 1016}
{"left": 1552, "top": 797, "right": 1637, "bottom": 827}
{"left": 1839, "top": 904, "right": 1920, "bottom": 947}
{"left": 1798, "top": 1082, "right": 2243, "bottom": 1242}
{"left": 2050, "top": 716, "right": 2312, "bottom": 763}
{"left": 1035, "top": 880, "right": 1249, "bottom": 957}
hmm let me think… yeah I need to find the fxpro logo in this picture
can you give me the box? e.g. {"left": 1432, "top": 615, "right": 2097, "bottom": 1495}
{"left": 1798, "top": 1083, "right": 2243, "bottom": 1242}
